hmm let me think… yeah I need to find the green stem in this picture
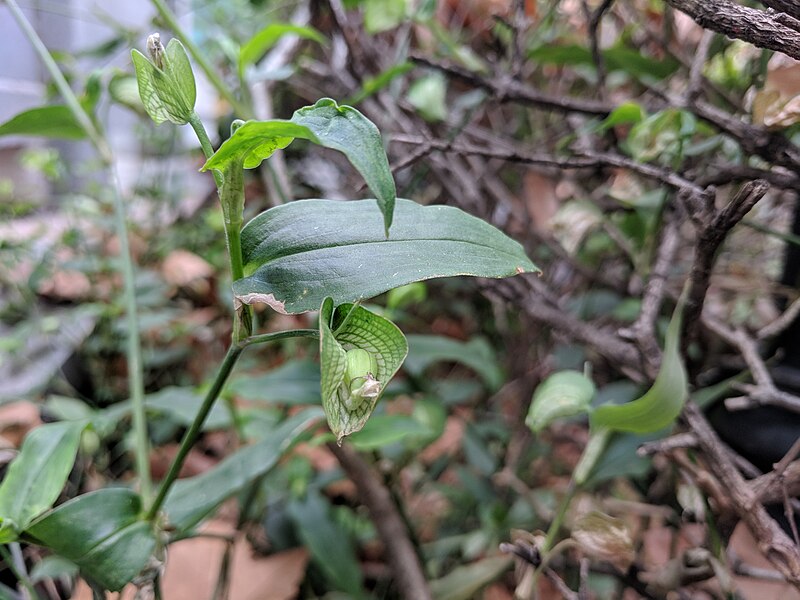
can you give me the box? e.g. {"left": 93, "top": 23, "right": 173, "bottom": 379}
{"left": 240, "top": 329, "right": 319, "bottom": 348}
{"left": 187, "top": 111, "right": 223, "bottom": 188}
{"left": 147, "top": 327, "right": 319, "bottom": 520}
{"left": 542, "top": 481, "right": 576, "bottom": 554}
{"left": 4, "top": 0, "right": 110, "bottom": 162}
{"left": 110, "top": 169, "right": 152, "bottom": 502}
{"left": 147, "top": 345, "right": 243, "bottom": 520}
{"left": 6, "top": 0, "right": 151, "bottom": 502}
{"left": 149, "top": 0, "right": 252, "bottom": 119}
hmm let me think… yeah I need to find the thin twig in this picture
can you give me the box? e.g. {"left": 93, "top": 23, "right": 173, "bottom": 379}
{"left": 409, "top": 53, "right": 612, "bottom": 115}
{"left": 582, "top": 0, "right": 615, "bottom": 95}
{"left": 620, "top": 218, "right": 680, "bottom": 376}
{"left": 759, "top": 296, "right": 800, "bottom": 339}
{"left": 544, "top": 567, "right": 579, "bottom": 600}
{"left": 390, "top": 133, "right": 710, "bottom": 213}
{"left": 687, "top": 30, "right": 715, "bottom": 103}
{"left": 683, "top": 402, "right": 800, "bottom": 586}
{"left": 684, "top": 181, "right": 770, "bottom": 341}
{"left": 637, "top": 432, "right": 699, "bottom": 456}
{"left": 328, "top": 443, "right": 433, "bottom": 600}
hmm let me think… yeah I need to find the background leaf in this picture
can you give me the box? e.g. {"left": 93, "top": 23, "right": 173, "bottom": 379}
{"left": 429, "top": 556, "right": 512, "bottom": 600}
{"left": 287, "top": 490, "right": 364, "bottom": 597}
{"left": 526, "top": 370, "right": 596, "bottom": 433}
{"left": 163, "top": 408, "right": 323, "bottom": 530}
{"left": 591, "top": 303, "right": 687, "bottom": 433}
{"left": 346, "top": 414, "right": 433, "bottom": 450}
{"left": 404, "top": 335, "right": 504, "bottom": 390}
{"left": 25, "top": 488, "right": 154, "bottom": 592}
{"left": 235, "top": 199, "right": 538, "bottom": 314}
{"left": 0, "top": 421, "right": 85, "bottom": 539}
{"left": 239, "top": 24, "right": 325, "bottom": 78}
{"left": 228, "top": 359, "right": 321, "bottom": 405}
{"left": 290, "top": 98, "right": 396, "bottom": 232}
{"left": 0, "top": 106, "right": 86, "bottom": 140}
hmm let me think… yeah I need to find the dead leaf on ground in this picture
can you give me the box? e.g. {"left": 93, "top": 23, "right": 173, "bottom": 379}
{"left": 752, "top": 55, "right": 800, "bottom": 129}
{"left": 419, "top": 416, "right": 465, "bottom": 463}
{"left": 37, "top": 270, "right": 92, "bottom": 302}
{"left": 162, "top": 249, "right": 214, "bottom": 291}
{"left": 0, "top": 402, "right": 42, "bottom": 447}
{"left": 149, "top": 443, "right": 219, "bottom": 480}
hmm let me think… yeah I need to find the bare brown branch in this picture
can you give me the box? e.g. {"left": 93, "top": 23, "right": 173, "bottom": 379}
{"left": 665, "top": 0, "right": 800, "bottom": 61}
{"left": 328, "top": 443, "right": 432, "bottom": 600}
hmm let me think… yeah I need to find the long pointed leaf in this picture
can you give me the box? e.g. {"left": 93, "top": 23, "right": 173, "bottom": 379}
{"left": 234, "top": 199, "right": 538, "bottom": 314}
{"left": 0, "top": 105, "right": 86, "bottom": 140}
{"left": 591, "top": 303, "right": 687, "bottom": 433}
{"left": 163, "top": 408, "right": 323, "bottom": 531}
{"left": 26, "top": 488, "right": 155, "bottom": 592}
{"left": 0, "top": 421, "right": 85, "bottom": 539}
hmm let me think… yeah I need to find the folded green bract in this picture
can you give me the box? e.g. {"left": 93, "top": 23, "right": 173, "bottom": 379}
{"left": 319, "top": 298, "right": 408, "bottom": 442}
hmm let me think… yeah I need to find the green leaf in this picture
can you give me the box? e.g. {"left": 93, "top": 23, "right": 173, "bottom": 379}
{"left": 0, "top": 421, "right": 85, "bottom": 540}
{"left": 407, "top": 73, "right": 447, "bottom": 122}
{"left": 228, "top": 359, "right": 321, "bottom": 405}
{"left": 319, "top": 298, "right": 408, "bottom": 441}
{"left": 235, "top": 199, "right": 538, "bottom": 314}
{"left": 163, "top": 408, "right": 323, "bottom": 531}
{"left": 386, "top": 281, "right": 427, "bottom": 310}
{"left": 404, "top": 335, "right": 504, "bottom": 390}
{"left": 429, "top": 556, "right": 512, "bottom": 600}
{"left": 145, "top": 386, "right": 230, "bottom": 430}
{"left": 201, "top": 120, "right": 316, "bottom": 170}
{"left": 202, "top": 98, "right": 396, "bottom": 232}
{"left": 582, "top": 430, "right": 664, "bottom": 486}
{"left": 0, "top": 106, "right": 86, "bottom": 140}
{"left": 29, "top": 555, "right": 79, "bottom": 583}
{"left": 239, "top": 24, "right": 325, "bottom": 78}
{"left": 287, "top": 490, "right": 364, "bottom": 596}
{"left": 363, "top": 0, "right": 407, "bottom": 33}
{"left": 526, "top": 370, "right": 596, "bottom": 433}
{"left": 109, "top": 73, "right": 144, "bottom": 114}
{"left": 595, "top": 101, "right": 645, "bottom": 132}
{"left": 529, "top": 43, "right": 679, "bottom": 81}
{"left": 346, "top": 62, "right": 413, "bottom": 105}
{"left": 347, "top": 414, "right": 432, "bottom": 450}
{"left": 165, "top": 38, "right": 196, "bottom": 116}
{"left": 290, "top": 98, "right": 396, "bottom": 232}
{"left": 25, "top": 488, "right": 155, "bottom": 591}
{"left": 626, "top": 108, "right": 697, "bottom": 165}
{"left": 591, "top": 301, "right": 688, "bottom": 433}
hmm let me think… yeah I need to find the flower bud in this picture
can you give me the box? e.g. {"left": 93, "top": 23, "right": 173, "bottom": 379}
{"left": 131, "top": 34, "right": 197, "bottom": 125}
{"left": 146, "top": 33, "right": 165, "bottom": 69}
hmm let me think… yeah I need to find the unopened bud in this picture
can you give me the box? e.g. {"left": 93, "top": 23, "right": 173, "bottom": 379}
{"left": 147, "top": 33, "right": 165, "bottom": 69}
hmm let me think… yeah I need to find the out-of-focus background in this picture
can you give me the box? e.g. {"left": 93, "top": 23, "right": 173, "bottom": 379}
{"left": 2, "top": 0, "right": 800, "bottom": 598}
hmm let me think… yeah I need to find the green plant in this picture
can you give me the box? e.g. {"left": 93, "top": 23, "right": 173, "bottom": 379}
{"left": 0, "top": 13, "right": 534, "bottom": 597}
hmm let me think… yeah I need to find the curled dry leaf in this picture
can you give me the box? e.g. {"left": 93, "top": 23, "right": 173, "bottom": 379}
{"left": 751, "top": 54, "right": 800, "bottom": 129}
{"left": 571, "top": 511, "right": 636, "bottom": 571}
